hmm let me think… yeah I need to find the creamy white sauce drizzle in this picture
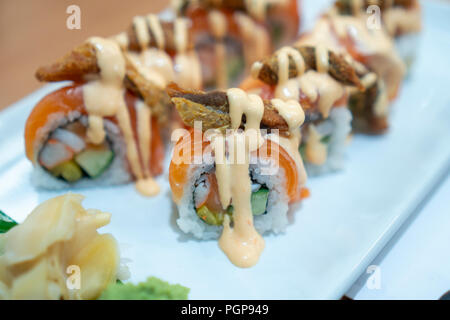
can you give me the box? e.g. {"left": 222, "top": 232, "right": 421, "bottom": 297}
{"left": 269, "top": 99, "right": 308, "bottom": 187}
{"left": 272, "top": 68, "right": 344, "bottom": 166}
{"left": 250, "top": 61, "right": 263, "bottom": 79}
{"left": 215, "top": 88, "right": 266, "bottom": 268}
{"left": 271, "top": 98, "right": 305, "bottom": 132}
{"left": 329, "top": 14, "right": 406, "bottom": 98}
{"left": 315, "top": 45, "right": 329, "bottom": 74}
{"left": 209, "top": 10, "right": 228, "bottom": 89}
{"left": 234, "top": 12, "right": 271, "bottom": 72}
{"left": 299, "top": 71, "right": 344, "bottom": 118}
{"left": 218, "top": 152, "right": 265, "bottom": 268}
{"left": 147, "top": 14, "right": 165, "bottom": 49}
{"left": 273, "top": 46, "right": 305, "bottom": 100}
{"left": 360, "top": 72, "right": 377, "bottom": 88}
{"left": 174, "top": 18, "right": 203, "bottom": 89}
{"left": 214, "top": 88, "right": 306, "bottom": 268}
{"left": 83, "top": 37, "right": 126, "bottom": 145}
{"left": 276, "top": 46, "right": 305, "bottom": 84}
{"left": 133, "top": 16, "right": 150, "bottom": 49}
{"left": 82, "top": 37, "right": 159, "bottom": 197}
{"left": 114, "top": 15, "right": 202, "bottom": 91}
{"left": 136, "top": 100, "right": 152, "bottom": 178}
{"left": 127, "top": 49, "right": 174, "bottom": 89}
{"left": 112, "top": 32, "right": 129, "bottom": 50}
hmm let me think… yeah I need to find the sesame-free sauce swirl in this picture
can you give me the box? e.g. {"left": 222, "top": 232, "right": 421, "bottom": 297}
{"left": 315, "top": 45, "right": 329, "bottom": 74}
{"left": 209, "top": 10, "right": 228, "bottom": 89}
{"left": 115, "top": 15, "right": 202, "bottom": 90}
{"left": 82, "top": 37, "right": 159, "bottom": 197}
{"left": 147, "top": 14, "right": 165, "bottom": 49}
{"left": 216, "top": 88, "right": 305, "bottom": 268}
{"left": 174, "top": 18, "right": 203, "bottom": 89}
{"left": 216, "top": 88, "right": 266, "bottom": 268}
{"left": 235, "top": 13, "right": 271, "bottom": 73}
{"left": 133, "top": 16, "right": 150, "bottom": 49}
{"left": 273, "top": 46, "right": 305, "bottom": 100}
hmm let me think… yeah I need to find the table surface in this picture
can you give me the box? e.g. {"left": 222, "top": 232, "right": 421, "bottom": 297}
{"left": 0, "top": 0, "right": 169, "bottom": 110}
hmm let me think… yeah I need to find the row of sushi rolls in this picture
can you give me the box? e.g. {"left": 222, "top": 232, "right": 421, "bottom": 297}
{"left": 0, "top": 0, "right": 421, "bottom": 299}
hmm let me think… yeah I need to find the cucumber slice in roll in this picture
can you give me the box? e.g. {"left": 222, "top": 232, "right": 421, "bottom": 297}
{"left": 196, "top": 187, "right": 270, "bottom": 225}
{"left": 75, "top": 147, "right": 114, "bottom": 178}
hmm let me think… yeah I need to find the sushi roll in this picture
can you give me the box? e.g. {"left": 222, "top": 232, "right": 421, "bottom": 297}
{"left": 333, "top": 0, "right": 422, "bottom": 71}
{"left": 171, "top": 0, "right": 301, "bottom": 89}
{"left": 114, "top": 14, "right": 203, "bottom": 91}
{"left": 296, "top": 13, "right": 406, "bottom": 134}
{"left": 172, "top": 0, "right": 301, "bottom": 47}
{"left": 112, "top": 14, "right": 205, "bottom": 131}
{"left": 243, "top": 45, "right": 365, "bottom": 175}
{"left": 25, "top": 37, "right": 166, "bottom": 196}
{"left": 167, "top": 84, "right": 307, "bottom": 267}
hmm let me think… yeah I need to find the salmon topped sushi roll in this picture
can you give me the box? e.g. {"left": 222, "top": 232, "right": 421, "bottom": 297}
{"left": 243, "top": 44, "right": 365, "bottom": 175}
{"left": 173, "top": 0, "right": 301, "bottom": 47}
{"left": 113, "top": 14, "right": 203, "bottom": 91}
{"left": 171, "top": 0, "right": 301, "bottom": 89}
{"left": 295, "top": 12, "right": 406, "bottom": 134}
{"left": 167, "top": 83, "right": 307, "bottom": 267}
{"left": 333, "top": 0, "right": 422, "bottom": 70}
{"left": 25, "top": 37, "right": 165, "bottom": 196}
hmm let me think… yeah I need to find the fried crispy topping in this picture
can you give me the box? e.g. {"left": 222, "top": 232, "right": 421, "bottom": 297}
{"left": 253, "top": 45, "right": 364, "bottom": 90}
{"left": 166, "top": 83, "right": 290, "bottom": 131}
{"left": 35, "top": 41, "right": 165, "bottom": 116}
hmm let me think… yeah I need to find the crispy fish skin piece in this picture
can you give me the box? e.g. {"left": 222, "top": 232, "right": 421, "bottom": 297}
{"left": 35, "top": 42, "right": 165, "bottom": 116}
{"left": 334, "top": 0, "right": 414, "bottom": 14}
{"left": 123, "top": 54, "right": 164, "bottom": 104}
{"left": 126, "top": 19, "right": 193, "bottom": 53}
{"left": 166, "top": 83, "right": 290, "bottom": 132}
{"left": 348, "top": 81, "right": 388, "bottom": 134}
{"left": 254, "top": 46, "right": 364, "bottom": 90}
{"left": 35, "top": 43, "right": 99, "bottom": 83}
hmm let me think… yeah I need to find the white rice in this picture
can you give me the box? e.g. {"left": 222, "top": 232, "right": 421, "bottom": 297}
{"left": 31, "top": 112, "right": 132, "bottom": 189}
{"left": 176, "top": 154, "right": 290, "bottom": 240}
{"left": 304, "top": 107, "right": 352, "bottom": 176}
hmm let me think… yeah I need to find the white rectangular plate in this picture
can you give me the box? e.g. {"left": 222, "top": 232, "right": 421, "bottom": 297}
{"left": 0, "top": 0, "right": 449, "bottom": 299}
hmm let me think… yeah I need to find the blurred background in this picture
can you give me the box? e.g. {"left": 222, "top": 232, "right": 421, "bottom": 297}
{"left": 0, "top": 0, "right": 169, "bottom": 109}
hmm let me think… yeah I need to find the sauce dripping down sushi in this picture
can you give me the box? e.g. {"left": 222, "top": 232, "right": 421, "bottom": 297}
{"left": 82, "top": 37, "right": 160, "bottom": 197}
{"left": 115, "top": 16, "right": 203, "bottom": 90}
{"left": 212, "top": 88, "right": 304, "bottom": 268}
{"left": 216, "top": 88, "right": 266, "bottom": 268}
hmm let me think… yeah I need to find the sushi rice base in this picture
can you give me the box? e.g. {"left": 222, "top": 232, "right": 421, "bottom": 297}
{"left": 176, "top": 154, "right": 291, "bottom": 240}
{"left": 304, "top": 107, "right": 352, "bottom": 176}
